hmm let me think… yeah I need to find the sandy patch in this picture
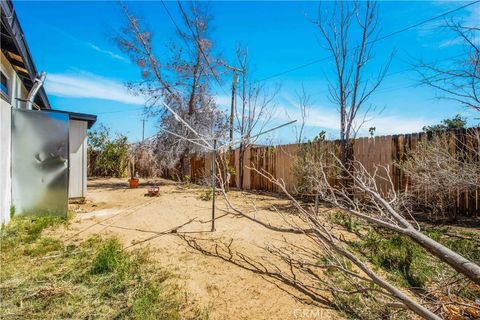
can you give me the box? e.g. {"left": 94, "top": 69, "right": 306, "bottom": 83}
{"left": 57, "top": 178, "right": 340, "bottom": 320}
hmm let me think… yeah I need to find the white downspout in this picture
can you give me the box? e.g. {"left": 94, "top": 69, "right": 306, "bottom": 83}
{"left": 26, "top": 72, "right": 46, "bottom": 110}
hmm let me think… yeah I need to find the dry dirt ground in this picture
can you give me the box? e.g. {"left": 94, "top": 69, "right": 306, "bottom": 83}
{"left": 60, "top": 177, "right": 340, "bottom": 320}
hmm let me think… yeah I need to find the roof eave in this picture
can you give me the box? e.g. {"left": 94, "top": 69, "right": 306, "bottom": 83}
{"left": 0, "top": 0, "right": 50, "bottom": 109}
{"left": 45, "top": 109, "right": 97, "bottom": 129}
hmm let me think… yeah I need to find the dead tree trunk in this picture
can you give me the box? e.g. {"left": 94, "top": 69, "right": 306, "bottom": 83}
{"left": 405, "top": 227, "right": 480, "bottom": 284}
{"left": 332, "top": 240, "right": 441, "bottom": 320}
{"left": 220, "top": 168, "right": 442, "bottom": 320}
{"left": 363, "top": 183, "right": 480, "bottom": 285}
{"left": 324, "top": 158, "right": 480, "bottom": 285}
{"left": 238, "top": 143, "right": 245, "bottom": 190}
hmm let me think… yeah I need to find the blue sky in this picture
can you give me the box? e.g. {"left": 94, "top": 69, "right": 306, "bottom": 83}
{"left": 13, "top": 1, "right": 480, "bottom": 143}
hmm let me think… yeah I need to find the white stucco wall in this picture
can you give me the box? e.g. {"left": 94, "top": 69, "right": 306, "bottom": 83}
{"left": 0, "top": 99, "right": 12, "bottom": 224}
{"left": 1, "top": 52, "right": 29, "bottom": 224}
{"left": 69, "top": 120, "right": 88, "bottom": 199}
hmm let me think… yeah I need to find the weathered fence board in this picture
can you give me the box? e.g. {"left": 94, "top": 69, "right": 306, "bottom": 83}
{"left": 189, "top": 128, "right": 480, "bottom": 217}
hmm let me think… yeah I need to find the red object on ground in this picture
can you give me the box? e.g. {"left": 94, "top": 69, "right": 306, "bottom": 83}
{"left": 148, "top": 186, "right": 160, "bottom": 196}
{"left": 128, "top": 178, "right": 139, "bottom": 188}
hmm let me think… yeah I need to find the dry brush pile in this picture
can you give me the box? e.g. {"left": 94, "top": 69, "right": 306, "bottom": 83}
{"left": 398, "top": 130, "right": 480, "bottom": 220}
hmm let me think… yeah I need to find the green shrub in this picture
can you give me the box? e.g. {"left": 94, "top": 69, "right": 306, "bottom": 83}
{"left": 331, "top": 211, "right": 360, "bottom": 234}
{"left": 291, "top": 131, "right": 340, "bottom": 195}
{"left": 88, "top": 124, "right": 129, "bottom": 177}
{"left": 199, "top": 188, "right": 213, "bottom": 201}
{"left": 91, "top": 238, "right": 128, "bottom": 275}
{"left": 355, "top": 229, "right": 434, "bottom": 288}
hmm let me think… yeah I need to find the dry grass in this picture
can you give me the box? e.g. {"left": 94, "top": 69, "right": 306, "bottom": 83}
{"left": 0, "top": 215, "right": 208, "bottom": 319}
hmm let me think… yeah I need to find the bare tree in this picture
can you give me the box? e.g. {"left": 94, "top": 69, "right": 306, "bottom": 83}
{"left": 295, "top": 84, "right": 311, "bottom": 144}
{"left": 116, "top": 2, "right": 227, "bottom": 177}
{"left": 315, "top": 1, "right": 392, "bottom": 170}
{"left": 311, "top": 1, "right": 480, "bottom": 293}
{"left": 174, "top": 1, "right": 224, "bottom": 116}
{"left": 129, "top": 141, "right": 162, "bottom": 178}
{"left": 234, "top": 46, "right": 278, "bottom": 190}
{"left": 417, "top": 20, "right": 480, "bottom": 112}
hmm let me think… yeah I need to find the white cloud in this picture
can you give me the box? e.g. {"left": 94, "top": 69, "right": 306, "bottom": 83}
{"left": 44, "top": 26, "right": 129, "bottom": 64}
{"left": 440, "top": 34, "right": 480, "bottom": 48}
{"left": 366, "top": 116, "right": 426, "bottom": 136}
{"left": 276, "top": 103, "right": 427, "bottom": 138}
{"left": 45, "top": 72, "right": 145, "bottom": 105}
{"left": 213, "top": 94, "right": 232, "bottom": 107}
{"left": 434, "top": 3, "right": 480, "bottom": 48}
{"left": 277, "top": 104, "right": 339, "bottom": 130}
{"left": 464, "top": 5, "right": 480, "bottom": 29}
{"left": 87, "top": 43, "right": 129, "bottom": 63}
{"left": 439, "top": 37, "right": 464, "bottom": 48}
{"left": 416, "top": 20, "right": 444, "bottom": 37}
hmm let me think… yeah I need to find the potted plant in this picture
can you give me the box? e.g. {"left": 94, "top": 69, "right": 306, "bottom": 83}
{"left": 128, "top": 155, "right": 139, "bottom": 188}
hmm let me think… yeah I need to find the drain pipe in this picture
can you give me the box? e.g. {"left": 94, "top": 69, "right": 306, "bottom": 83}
{"left": 26, "top": 72, "right": 46, "bottom": 110}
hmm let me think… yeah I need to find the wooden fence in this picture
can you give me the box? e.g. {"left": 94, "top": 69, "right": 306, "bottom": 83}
{"left": 188, "top": 128, "right": 480, "bottom": 217}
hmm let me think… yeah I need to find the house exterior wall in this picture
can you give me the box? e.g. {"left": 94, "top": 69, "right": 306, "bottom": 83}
{"left": 69, "top": 120, "right": 88, "bottom": 199}
{"left": 1, "top": 52, "right": 28, "bottom": 108}
{"left": 0, "top": 99, "right": 12, "bottom": 224}
{"left": 0, "top": 52, "right": 28, "bottom": 224}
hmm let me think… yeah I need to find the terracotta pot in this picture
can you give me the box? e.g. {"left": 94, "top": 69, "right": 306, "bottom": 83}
{"left": 128, "top": 178, "right": 139, "bottom": 188}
